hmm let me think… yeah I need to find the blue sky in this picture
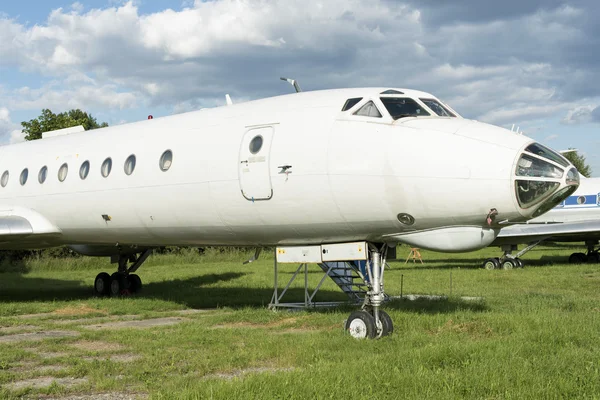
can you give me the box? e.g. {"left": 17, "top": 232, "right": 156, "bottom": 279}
{"left": 0, "top": 0, "right": 599, "bottom": 175}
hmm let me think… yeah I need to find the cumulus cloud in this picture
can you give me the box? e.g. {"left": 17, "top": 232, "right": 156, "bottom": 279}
{"left": 0, "top": 108, "right": 24, "bottom": 144}
{"left": 0, "top": 0, "right": 599, "bottom": 129}
{"left": 562, "top": 105, "right": 596, "bottom": 124}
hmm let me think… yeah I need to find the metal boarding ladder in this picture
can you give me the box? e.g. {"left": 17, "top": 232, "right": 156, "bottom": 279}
{"left": 317, "top": 261, "right": 368, "bottom": 302}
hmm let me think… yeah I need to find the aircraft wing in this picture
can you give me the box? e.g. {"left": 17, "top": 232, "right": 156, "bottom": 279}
{"left": 494, "top": 220, "right": 600, "bottom": 244}
{"left": 0, "top": 206, "right": 61, "bottom": 243}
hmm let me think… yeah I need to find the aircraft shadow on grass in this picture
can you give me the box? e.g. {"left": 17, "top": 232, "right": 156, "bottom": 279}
{"left": 0, "top": 271, "right": 487, "bottom": 314}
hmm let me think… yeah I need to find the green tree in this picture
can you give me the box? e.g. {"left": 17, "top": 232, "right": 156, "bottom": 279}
{"left": 563, "top": 149, "right": 592, "bottom": 178}
{"left": 21, "top": 109, "right": 108, "bottom": 141}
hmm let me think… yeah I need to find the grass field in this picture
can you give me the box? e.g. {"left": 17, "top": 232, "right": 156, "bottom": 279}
{"left": 1, "top": 245, "right": 600, "bottom": 399}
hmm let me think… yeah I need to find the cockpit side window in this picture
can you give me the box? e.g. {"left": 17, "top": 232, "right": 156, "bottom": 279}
{"left": 380, "top": 98, "right": 430, "bottom": 120}
{"left": 354, "top": 101, "right": 382, "bottom": 118}
{"left": 342, "top": 98, "right": 363, "bottom": 111}
{"left": 419, "top": 98, "right": 456, "bottom": 117}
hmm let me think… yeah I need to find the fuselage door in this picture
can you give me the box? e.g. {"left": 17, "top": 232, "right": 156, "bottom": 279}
{"left": 238, "top": 126, "right": 274, "bottom": 201}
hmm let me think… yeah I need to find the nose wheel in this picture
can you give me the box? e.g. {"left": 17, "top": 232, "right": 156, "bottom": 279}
{"left": 344, "top": 246, "right": 394, "bottom": 339}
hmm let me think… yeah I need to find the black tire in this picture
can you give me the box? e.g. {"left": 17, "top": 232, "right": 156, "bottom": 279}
{"left": 501, "top": 259, "right": 516, "bottom": 270}
{"left": 345, "top": 310, "right": 376, "bottom": 339}
{"left": 587, "top": 252, "right": 600, "bottom": 263}
{"left": 569, "top": 252, "right": 588, "bottom": 264}
{"left": 128, "top": 274, "right": 142, "bottom": 293}
{"left": 482, "top": 258, "right": 500, "bottom": 270}
{"left": 94, "top": 272, "right": 111, "bottom": 296}
{"left": 379, "top": 310, "right": 394, "bottom": 337}
{"left": 515, "top": 258, "right": 524, "bottom": 268}
{"left": 110, "top": 272, "right": 127, "bottom": 296}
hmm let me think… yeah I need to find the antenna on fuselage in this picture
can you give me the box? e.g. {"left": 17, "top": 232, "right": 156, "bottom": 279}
{"left": 280, "top": 77, "right": 302, "bottom": 93}
{"left": 225, "top": 94, "right": 233, "bottom": 106}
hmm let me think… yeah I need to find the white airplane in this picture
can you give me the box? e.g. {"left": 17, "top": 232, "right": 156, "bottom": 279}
{"left": 486, "top": 176, "right": 600, "bottom": 268}
{"left": 0, "top": 87, "right": 580, "bottom": 339}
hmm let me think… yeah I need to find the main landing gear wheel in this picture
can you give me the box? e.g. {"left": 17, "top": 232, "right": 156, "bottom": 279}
{"left": 110, "top": 272, "right": 128, "bottom": 296}
{"left": 127, "top": 274, "right": 142, "bottom": 293}
{"left": 92, "top": 250, "right": 151, "bottom": 297}
{"left": 569, "top": 252, "right": 588, "bottom": 264}
{"left": 515, "top": 258, "right": 524, "bottom": 268}
{"left": 587, "top": 252, "right": 600, "bottom": 263}
{"left": 483, "top": 258, "right": 500, "bottom": 270}
{"left": 94, "top": 272, "right": 111, "bottom": 296}
{"left": 345, "top": 311, "right": 376, "bottom": 339}
{"left": 501, "top": 259, "right": 516, "bottom": 270}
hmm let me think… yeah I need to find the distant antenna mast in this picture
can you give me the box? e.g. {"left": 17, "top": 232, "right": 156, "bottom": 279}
{"left": 280, "top": 77, "right": 302, "bottom": 93}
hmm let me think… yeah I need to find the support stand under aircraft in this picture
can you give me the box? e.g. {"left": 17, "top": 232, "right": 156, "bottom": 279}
{"left": 270, "top": 241, "right": 394, "bottom": 339}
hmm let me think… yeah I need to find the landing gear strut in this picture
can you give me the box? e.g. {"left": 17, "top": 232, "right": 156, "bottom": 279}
{"left": 569, "top": 241, "right": 600, "bottom": 264}
{"left": 345, "top": 245, "right": 393, "bottom": 339}
{"left": 94, "top": 249, "right": 152, "bottom": 297}
{"left": 481, "top": 242, "right": 541, "bottom": 270}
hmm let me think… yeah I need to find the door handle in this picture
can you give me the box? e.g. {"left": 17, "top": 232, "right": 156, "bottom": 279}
{"left": 240, "top": 160, "right": 248, "bottom": 164}
{"left": 278, "top": 165, "right": 292, "bottom": 173}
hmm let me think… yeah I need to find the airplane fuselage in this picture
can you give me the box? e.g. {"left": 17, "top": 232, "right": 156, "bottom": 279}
{"left": 0, "top": 88, "right": 579, "bottom": 253}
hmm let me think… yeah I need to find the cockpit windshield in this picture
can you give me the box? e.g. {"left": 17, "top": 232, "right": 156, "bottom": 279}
{"left": 516, "top": 154, "right": 564, "bottom": 179}
{"left": 419, "top": 98, "right": 456, "bottom": 117}
{"left": 524, "top": 143, "right": 570, "bottom": 167}
{"left": 380, "top": 98, "right": 430, "bottom": 120}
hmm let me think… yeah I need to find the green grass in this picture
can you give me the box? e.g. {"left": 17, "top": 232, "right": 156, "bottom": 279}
{"left": 1, "top": 245, "right": 600, "bottom": 399}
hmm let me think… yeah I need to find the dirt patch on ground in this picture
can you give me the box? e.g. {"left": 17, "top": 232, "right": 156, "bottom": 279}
{"left": 4, "top": 377, "right": 88, "bottom": 391}
{"left": 0, "top": 330, "right": 80, "bottom": 344}
{"left": 212, "top": 316, "right": 308, "bottom": 330}
{"left": 169, "top": 309, "right": 214, "bottom": 315}
{"left": 83, "top": 317, "right": 186, "bottom": 330}
{"left": 18, "top": 313, "right": 54, "bottom": 320}
{"left": 431, "top": 319, "right": 494, "bottom": 338}
{"left": 51, "top": 315, "right": 141, "bottom": 326}
{"left": 10, "top": 361, "right": 68, "bottom": 373}
{"left": 81, "top": 354, "right": 142, "bottom": 363}
{"left": 22, "top": 348, "right": 71, "bottom": 359}
{"left": 0, "top": 324, "right": 40, "bottom": 333}
{"left": 202, "top": 366, "right": 295, "bottom": 380}
{"left": 39, "top": 392, "right": 148, "bottom": 400}
{"left": 68, "top": 340, "right": 127, "bottom": 352}
{"left": 52, "top": 305, "right": 107, "bottom": 317}
{"left": 273, "top": 327, "right": 317, "bottom": 335}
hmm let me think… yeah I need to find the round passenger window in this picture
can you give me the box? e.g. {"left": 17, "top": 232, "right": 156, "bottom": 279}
{"left": 101, "top": 158, "right": 112, "bottom": 178}
{"left": 249, "top": 136, "right": 263, "bottom": 154}
{"left": 577, "top": 196, "right": 586, "bottom": 205}
{"left": 0, "top": 171, "right": 8, "bottom": 187}
{"left": 38, "top": 166, "right": 48, "bottom": 184}
{"left": 80, "top": 161, "right": 90, "bottom": 180}
{"left": 20, "top": 168, "right": 28, "bottom": 186}
{"left": 58, "top": 163, "right": 68, "bottom": 182}
{"left": 124, "top": 155, "right": 136, "bottom": 176}
{"left": 159, "top": 150, "right": 172, "bottom": 172}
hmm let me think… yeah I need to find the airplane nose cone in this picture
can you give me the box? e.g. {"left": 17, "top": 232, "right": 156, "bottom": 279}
{"left": 513, "top": 142, "right": 580, "bottom": 220}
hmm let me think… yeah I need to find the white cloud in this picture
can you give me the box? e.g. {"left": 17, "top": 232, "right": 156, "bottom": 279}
{"left": 7, "top": 83, "right": 137, "bottom": 112}
{"left": 0, "top": 0, "right": 598, "bottom": 131}
{"left": 0, "top": 108, "right": 23, "bottom": 144}
{"left": 562, "top": 105, "right": 596, "bottom": 125}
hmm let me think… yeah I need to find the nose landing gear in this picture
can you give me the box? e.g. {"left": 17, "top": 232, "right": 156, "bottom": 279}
{"left": 93, "top": 249, "right": 151, "bottom": 297}
{"left": 344, "top": 247, "right": 393, "bottom": 339}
